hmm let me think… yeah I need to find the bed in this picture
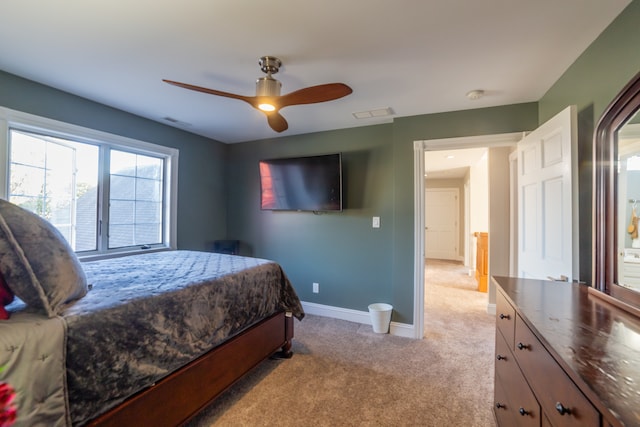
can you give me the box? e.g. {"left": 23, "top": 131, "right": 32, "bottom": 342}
{"left": 0, "top": 199, "right": 304, "bottom": 426}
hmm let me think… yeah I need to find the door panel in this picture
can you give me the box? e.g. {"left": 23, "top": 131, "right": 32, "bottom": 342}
{"left": 517, "top": 105, "right": 576, "bottom": 281}
{"left": 425, "top": 188, "right": 459, "bottom": 260}
{"left": 522, "top": 184, "right": 538, "bottom": 255}
{"left": 543, "top": 177, "right": 564, "bottom": 261}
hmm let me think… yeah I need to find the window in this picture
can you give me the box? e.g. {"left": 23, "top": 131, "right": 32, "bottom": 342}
{"left": 108, "top": 150, "right": 163, "bottom": 249}
{"left": 9, "top": 130, "right": 99, "bottom": 251}
{"left": 0, "top": 107, "right": 178, "bottom": 258}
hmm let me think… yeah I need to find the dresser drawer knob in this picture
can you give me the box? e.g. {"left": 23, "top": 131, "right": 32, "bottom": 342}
{"left": 517, "top": 342, "right": 529, "bottom": 350}
{"left": 496, "top": 354, "right": 506, "bottom": 361}
{"left": 499, "top": 313, "right": 510, "bottom": 320}
{"left": 496, "top": 403, "right": 506, "bottom": 409}
{"left": 555, "top": 402, "right": 572, "bottom": 416}
{"left": 518, "top": 407, "right": 531, "bottom": 416}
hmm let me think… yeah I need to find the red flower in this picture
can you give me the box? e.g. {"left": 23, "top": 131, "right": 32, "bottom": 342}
{"left": 0, "top": 408, "right": 16, "bottom": 427}
{"left": 0, "top": 382, "right": 16, "bottom": 427}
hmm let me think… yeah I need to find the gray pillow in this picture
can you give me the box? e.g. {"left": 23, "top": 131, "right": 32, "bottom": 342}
{"left": 0, "top": 199, "right": 87, "bottom": 317}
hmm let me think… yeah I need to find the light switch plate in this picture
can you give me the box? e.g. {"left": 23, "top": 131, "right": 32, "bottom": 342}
{"left": 372, "top": 216, "right": 380, "bottom": 228}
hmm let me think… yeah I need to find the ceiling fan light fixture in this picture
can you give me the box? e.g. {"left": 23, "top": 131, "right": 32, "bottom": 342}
{"left": 258, "top": 102, "right": 277, "bottom": 112}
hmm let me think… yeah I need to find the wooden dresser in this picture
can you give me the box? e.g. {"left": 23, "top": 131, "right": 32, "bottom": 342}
{"left": 492, "top": 276, "right": 640, "bottom": 427}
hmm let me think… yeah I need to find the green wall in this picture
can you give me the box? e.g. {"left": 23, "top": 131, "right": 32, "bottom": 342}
{"left": 229, "top": 104, "right": 538, "bottom": 323}
{"left": 0, "top": 70, "right": 229, "bottom": 251}
{"left": 539, "top": 0, "right": 640, "bottom": 282}
{"left": 226, "top": 125, "right": 395, "bottom": 309}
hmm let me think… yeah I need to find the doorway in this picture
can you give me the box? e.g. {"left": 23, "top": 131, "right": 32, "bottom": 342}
{"left": 425, "top": 147, "right": 488, "bottom": 267}
{"left": 412, "top": 133, "right": 523, "bottom": 339}
{"left": 424, "top": 148, "right": 487, "bottom": 325}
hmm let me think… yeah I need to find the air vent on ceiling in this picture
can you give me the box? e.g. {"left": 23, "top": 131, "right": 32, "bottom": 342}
{"left": 352, "top": 107, "right": 394, "bottom": 119}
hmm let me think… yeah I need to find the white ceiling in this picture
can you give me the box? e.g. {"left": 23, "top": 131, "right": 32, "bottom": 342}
{"left": 425, "top": 148, "right": 487, "bottom": 179}
{"left": 0, "top": 1, "right": 631, "bottom": 144}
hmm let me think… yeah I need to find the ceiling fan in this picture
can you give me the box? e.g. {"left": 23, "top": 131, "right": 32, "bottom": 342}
{"left": 163, "top": 56, "right": 353, "bottom": 133}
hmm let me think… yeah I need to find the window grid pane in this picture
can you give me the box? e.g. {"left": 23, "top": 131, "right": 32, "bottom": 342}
{"left": 8, "top": 130, "right": 99, "bottom": 252}
{"left": 108, "top": 150, "right": 163, "bottom": 249}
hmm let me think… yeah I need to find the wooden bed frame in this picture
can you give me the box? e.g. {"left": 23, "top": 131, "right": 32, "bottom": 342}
{"left": 87, "top": 311, "right": 294, "bottom": 426}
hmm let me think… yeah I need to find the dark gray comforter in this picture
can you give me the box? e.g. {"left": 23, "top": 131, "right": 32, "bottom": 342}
{"left": 63, "top": 250, "right": 304, "bottom": 425}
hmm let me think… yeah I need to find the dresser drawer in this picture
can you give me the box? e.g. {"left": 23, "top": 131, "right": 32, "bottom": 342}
{"left": 495, "top": 330, "right": 540, "bottom": 426}
{"left": 514, "top": 314, "right": 600, "bottom": 427}
{"left": 496, "top": 290, "right": 515, "bottom": 346}
{"left": 494, "top": 373, "right": 517, "bottom": 427}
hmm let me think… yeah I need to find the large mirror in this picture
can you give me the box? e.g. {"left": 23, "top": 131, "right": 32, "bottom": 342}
{"left": 594, "top": 70, "right": 640, "bottom": 314}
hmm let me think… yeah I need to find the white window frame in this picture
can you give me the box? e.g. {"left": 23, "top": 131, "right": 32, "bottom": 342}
{"left": 0, "top": 106, "right": 179, "bottom": 260}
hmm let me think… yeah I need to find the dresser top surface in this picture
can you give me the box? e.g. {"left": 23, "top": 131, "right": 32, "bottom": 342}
{"left": 493, "top": 276, "right": 640, "bottom": 426}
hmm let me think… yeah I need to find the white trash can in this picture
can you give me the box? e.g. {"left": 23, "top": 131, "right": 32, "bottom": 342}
{"left": 368, "top": 303, "right": 393, "bottom": 333}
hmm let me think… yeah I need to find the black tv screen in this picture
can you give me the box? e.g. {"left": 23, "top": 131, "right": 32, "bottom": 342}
{"left": 259, "top": 153, "right": 342, "bottom": 211}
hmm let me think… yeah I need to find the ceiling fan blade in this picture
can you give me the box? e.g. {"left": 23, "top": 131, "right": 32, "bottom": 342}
{"left": 278, "top": 83, "right": 352, "bottom": 108}
{"left": 266, "top": 111, "right": 288, "bottom": 132}
{"left": 163, "top": 79, "right": 257, "bottom": 106}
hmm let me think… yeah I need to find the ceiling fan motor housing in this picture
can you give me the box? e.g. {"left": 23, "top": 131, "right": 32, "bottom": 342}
{"left": 256, "top": 76, "right": 281, "bottom": 97}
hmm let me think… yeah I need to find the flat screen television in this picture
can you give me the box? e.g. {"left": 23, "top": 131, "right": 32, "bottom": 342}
{"left": 259, "top": 153, "right": 342, "bottom": 212}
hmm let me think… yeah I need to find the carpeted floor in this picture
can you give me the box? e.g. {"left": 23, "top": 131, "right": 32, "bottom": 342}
{"left": 187, "top": 259, "right": 496, "bottom": 427}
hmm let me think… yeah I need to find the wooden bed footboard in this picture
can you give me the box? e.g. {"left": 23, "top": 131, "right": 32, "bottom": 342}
{"left": 87, "top": 311, "right": 294, "bottom": 426}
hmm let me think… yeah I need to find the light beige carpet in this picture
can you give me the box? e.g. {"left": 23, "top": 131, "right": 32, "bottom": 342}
{"left": 187, "top": 259, "right": 496, "bottom": 427}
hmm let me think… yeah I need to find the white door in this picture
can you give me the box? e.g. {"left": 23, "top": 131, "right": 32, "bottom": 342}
{"left": 517, "top": 105, "right": 577, "bottom": 281}
{"left": 425, "top": 188, "right": 459, "bottom": 260}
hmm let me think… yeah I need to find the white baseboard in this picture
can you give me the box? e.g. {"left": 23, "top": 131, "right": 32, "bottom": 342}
{"left": 389, "top": 321, "right": 415, "bottom": 338}
{"left": 301, "top": 301, "right": 415, "bottom": 339}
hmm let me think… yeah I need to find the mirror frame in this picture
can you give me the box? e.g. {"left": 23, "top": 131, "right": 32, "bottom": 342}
{"left": 593, "top": 70, "right": 640, "bottom": 312}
